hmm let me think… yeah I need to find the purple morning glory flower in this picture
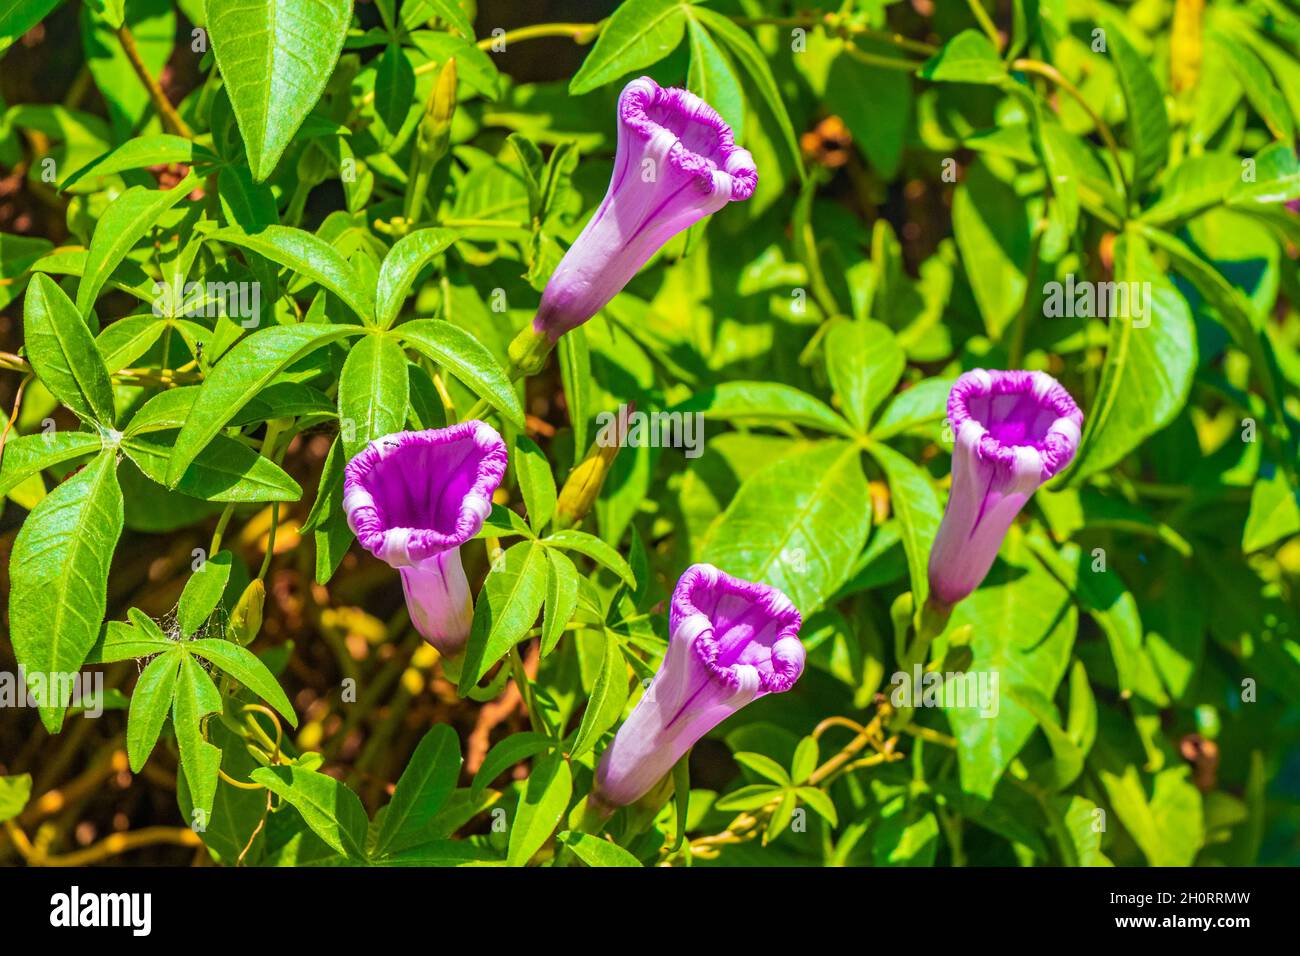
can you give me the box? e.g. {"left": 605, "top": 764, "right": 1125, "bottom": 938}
{"left": 592, "top": 563, "right": 804, "bottom": 809}
{"left": 342, "top": 422, "right": 507, "bottom": 656}
{"left": 533, "top": 76, "right": 757, "bottom": 342}
{"left": 927, "top": 369, "right": 1084, "bottom": 608}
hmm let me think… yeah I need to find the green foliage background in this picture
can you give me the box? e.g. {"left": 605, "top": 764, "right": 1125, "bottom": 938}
{"left": 1, "top": 0, "right": 1298, "bottom": 867}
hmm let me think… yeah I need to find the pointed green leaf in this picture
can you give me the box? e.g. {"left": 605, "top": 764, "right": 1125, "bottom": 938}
{"left": 397, "top": 319, "right": 525, "bottom": 429}
{"left": 126, "top": 648, "right": 182, "bottom": 772}
{"left": 373, "top": 724, "right": 463, "bottom": 857}
{"left": 24, "top": 274, "right": 115, "bottom": 425}
{"left": 186, "top": 638, "right": 297, "bottom": 726}
{"left": 337, "top": 332, "right": 410, "bottom": 458}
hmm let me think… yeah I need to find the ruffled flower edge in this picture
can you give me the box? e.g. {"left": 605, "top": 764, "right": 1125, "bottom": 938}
{"left": 618, "top": 76, "right": 758, "bottom": 202}
{"left": 948, "top": 369, "right": 1084, "bottom": 481}
{"left": 343, "top": 421, "right": 507, "bottom": 566}
{"left": 670, "top": 563, "right": 804, "bottom": 694}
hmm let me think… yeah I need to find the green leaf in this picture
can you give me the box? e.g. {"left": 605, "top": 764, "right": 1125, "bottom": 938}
{"left": 942, "top": 545, "right": 1077, "bottom": 799}
{"left": 172, "top": 651, "right": 224, "bottom": 818}
{"left": 375, "top": 228, "right": 458, "bottom": 329}
{"left": 685, "top": 14, "right": 743, "bottom": 141}
{"left": 9, "top": 448, "right": 123, "bottom": 732}
{"left": 688, "top": 5, "right": 804, "bottom": 178}
{"left": 470, "top": 732, "right": 553, "bottom": 799}
{"left": 733, "top": 751, "right": 790, "bottom": 786}
{"left": 714, "top": 784, "right": 781, "bottom": 812}
{"left": 1050, "top": 794, "right": 1113, "bottom": 866}
{"left": 205, "top": 0, "right": 352, "bottom": 181}
{"left": 210, "top": 226, "right": 375, "bottom": 319}
{"left": 0, "top": 0, "right": 63, "bottom": 56}
{"left": 460, "top": 541, "right": 549, "bottom": 687}
{"left": 373, "top": 41, "right": 415, "bottom": 136}
{"left": 865, "top": 441, "right": 940, "bottom": 606}
{"left": 540, "top": 549, "right": 579, "bottom": 657}
{"left": 177, "top": 550, "right": 233, "bottom": 638}
{"left": 871, "top": 377, "right": 954, "bottom": 441}
{"left": 166, "top": 323, "right": 359, "bottom": 486}
{"left": 514, "top": 434, "right": 556, "bottom": 533}
{"left": 1210, "top": 30, "right": 1294, "bottom": 142}
{"left": 1067, "top": 231, "right": 1196, "bottom": 482}
{"left": 558, "top": 329, "right": 589, "bottom": 464}
{"left": 952, "top": 158, "right": 1031, "bottom": 338}
{"left": 400, "top": 0, "right": 472, "bottom": 38}
{"left": 338, "top": 333, "right": 410, "bottom": 458}
{"left": 506, "top": 750, "right": 572, "bottom": 867}
{"left": 1228, "top": 142, "right": 1300, "bottom": 207}
{"left": 791, "top": 736, "right": 818, "bottom": 784}
{"left": 796, "top": 786, "right": 837, "bottom": 826}
{"left": 824, "top": 320, "right": 904, "bottom": 432}
{"left": 557, "top": 830, "right": 642, "bottom": 867}
{"left": 544, "top": 529, "right": 636, "bottom": 589}
{"left": 678, "top": 381, "right": 853, "bottom": 437}
{"left": 23, "top": 274, "right": 115, "bottom": 425}
{"left": 872, "top": 808, "right": 939, "bottom": 865}
{"left": 569, "top": 630, "right": 629, "bottom": 760}
{"left": 397, "top": 319, "right": 525, "bottom": 429}
{"left": 920, "top": 29, "right": 1005, "bottom": 84}
{"left": 126, "top": 647, "right": 182, "bottom": 772}
{"left": 1243, "top": 468, "right": 1300, "bottom": 553}
{"left": 702, "top": 441, "right": 870, "bottom": 614}
{"left": 92, "top": 612, "right": 176, "bottom": 662}
{"left": 186, "top": 638, "right": 297, "bottom": 726}
{"left": 250, "top": 765, "right": 370, "bottom": 860}
{"left": 61, "top": 134, "right": 216, "bottom": 190}
{"left": 0, "top": 430, "right": 103, "bottom": 497}
{"left": 1007, "top": 684, "right": 1084, "bottom": 790}
{"left": 569, "top": 0, "right": 687, "bottom": 96}
{"left": 126, "top": 434, "right": 303, "bottom": 502}
{"left": 1103, "top": 15, "right": 1170, "bottom": 198}
{"left": 1098, "top": 765, "right": 1203, "bottom": 866}
{"left": 373, "top": 724, "right": 463, "bottom": 857}
{"left": 76, "top": 175, "right": 196, "bottom": 316}
{"left": 0, "top": 773, "right": 33, "bottom": 823}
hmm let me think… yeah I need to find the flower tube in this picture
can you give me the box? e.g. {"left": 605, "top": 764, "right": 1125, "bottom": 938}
{"left": 593, "top": 563, "right": 804, "bottom": 809}
{"left": 342, "top": 422, "right": 507, "bottom": 656}
{"left": 927, "top": 369, "right": 1084, "bottom": 608}
{"left": 508, "top": 77, "right": 757, "bottom": 372}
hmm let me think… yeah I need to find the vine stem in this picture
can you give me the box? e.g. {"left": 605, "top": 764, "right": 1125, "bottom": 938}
{"left": 1012, "top": 58, "right": 1132, "bottom": 206}
{"left": 116, "top": 25, "right": 193, "bottom": 138}
{"left": 965, "top": 0, "right": 1002, "bottom": 51}
{"left": 5, "top": 819, "right": 201, "bottom": 866}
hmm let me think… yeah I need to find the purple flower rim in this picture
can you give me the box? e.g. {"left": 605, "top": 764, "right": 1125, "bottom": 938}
{"left": 343, "top": 421, "right": 507, "bottom": 565}
{"left": 671, "top": 564, "right": 803, "bottom": 694}
{"left": 619, "top": 77, "right": 757, "bottom": 202}
{"left": 948, "top": 369, "right": 1084, "bottom": 481}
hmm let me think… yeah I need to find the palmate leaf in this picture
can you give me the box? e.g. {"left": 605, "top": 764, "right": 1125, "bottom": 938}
{"left": 75, "top": 174, "right": 197, "bottom": 316}
{"left": 9, "top": 448, "right": 124, "bottom": 732}
{"left": 569, "top": 0, "right": 688, "bottom": 96}
{"left": 205, "top": 0, "right": 353, "bottom": 182}
{"left": 23, "top": 274, "right": 115, "bottom": 425}
{"left": 337, "top": 332, "right": 409, "bottom": 459}
{"left": 372, "top": 725, "right": 462, "bottom": 858}
{"left": 397, "top": 319, "right": 525, "bottom": 428}
{"left": 701, "top": 441, "right": 871, "bottom": 615}
{"left": 210, "top": 226, "right": 375, "bottom": 320}
{"left": 0, "top": 430, "right": 104, "bottom": 497}
{"left": 126, "top": 647, "right": 182, "bottom": 772}
{"left": 460, "top": 540, "right": 549, "bottom": 688}
{"left": 166, "top": 322, "right": 361, "bottom": 486}
{"left": 506, "top": 750, "right": 571, "bottom": 867}
{"left": 250, "top": 765, "right": 370, "bottom": 860}
{"left": 1066, "top": 230, "right": 1196, "bottom": 483}
{"left": 172, "top": 651, "right": 224, "bottom": 819}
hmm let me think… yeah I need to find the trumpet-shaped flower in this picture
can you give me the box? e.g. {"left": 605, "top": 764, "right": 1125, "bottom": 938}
{"left": 593, "top": 564, "right": 804, "bottom": 809}
{"left": 532, "top": 76, "right": 757, "bottom": 342}
{"left": 342, "top": 422, "right": 507, "bottom": 656}
{"left": 927, "top": 369, "right": 1084, "bottom": 608}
